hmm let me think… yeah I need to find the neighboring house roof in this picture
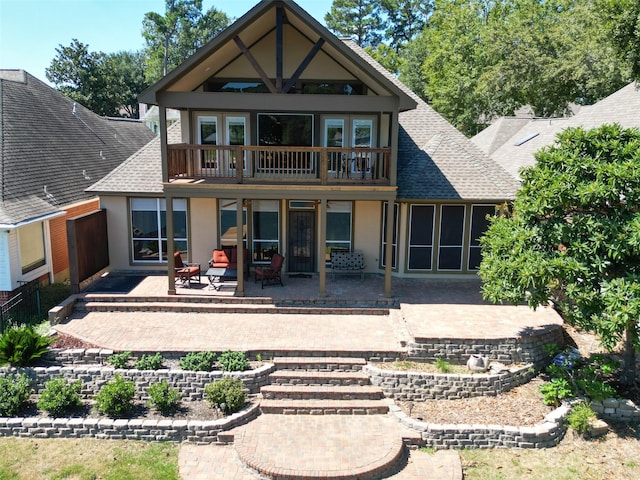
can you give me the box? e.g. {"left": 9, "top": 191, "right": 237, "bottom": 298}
{"left": 88, "top": 122, "right": 182, "bottom": 195}
{"left": 140, "top": 105, "right": 180, "bottom": 123}
{"left": 0, "top": 70, "right": 155, "bottom": 226}
{"left": 472, "top": 82, "right": 640, "bottom": 180}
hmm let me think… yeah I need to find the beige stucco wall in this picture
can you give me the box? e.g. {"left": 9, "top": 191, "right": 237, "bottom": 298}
{"left": 217, "top": 27, "right": 356, "bottom": 81}
{"left": 189, "top": 198, "right": 218, "bottom": 267}
{"left": 353, "top": 201, "right": 383, "bottom": 273}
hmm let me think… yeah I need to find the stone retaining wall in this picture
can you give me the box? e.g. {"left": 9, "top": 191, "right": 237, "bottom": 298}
{"left": 390, "top": 403, "right": 569, "bottom": 449}
{"left": 592, "top": 398, "right": 640, "bottom": 422}
{"left": 365, "top": 364, "right": 535, "bottom": 400}
{"left": 407, "top": 325, "right": 564, "bottom": 368}
{"left": 1, "top": 364, "right": 275, "bottom": 399}
{"left": 0, "top": 403, "right": 259, "bottom": 444}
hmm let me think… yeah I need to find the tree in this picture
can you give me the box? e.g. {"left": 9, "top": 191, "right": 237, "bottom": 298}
{"left": 325, "top": 0, "right": 384, "bottom": 47}
{"left": 142, "top": 0, "right": 230, "bottom": 82}
{"left": 380, "top": 0, "right": 432, "bottom": 50}
{"left": 479, "top": 124, "right": 640, "bottom": 385}
{"left": 598, "top": 0, "right": 640, "bottom": 79}
{"left": 46, "top": 40, "right": 148, "bottom": 118}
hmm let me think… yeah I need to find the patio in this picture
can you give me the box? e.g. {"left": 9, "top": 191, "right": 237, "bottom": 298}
{"left": 56, "top": 272, "right": 564, "bottom": 355}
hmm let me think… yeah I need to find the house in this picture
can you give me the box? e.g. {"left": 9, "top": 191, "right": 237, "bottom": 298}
{"left": 472, "top": 81, "right": 640, "bottom": 180}
{"left": 88, "top": 0, "right": 518, "bottom": 297}
{"left": 0, "top": 70, "right": 154, "bottom": 299}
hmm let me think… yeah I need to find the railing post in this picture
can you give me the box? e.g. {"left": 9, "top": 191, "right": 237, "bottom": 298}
{"left": 236, "top": 146, "right": 243, "bottom": 183}
{"left": 320, "top": 149, "right": 328, "bottom": 185}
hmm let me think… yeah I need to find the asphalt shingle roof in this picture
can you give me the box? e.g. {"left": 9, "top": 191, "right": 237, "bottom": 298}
{"left": 0, "top": 70, "right": 154, "bottom": 225}
{"left": 473, "top": 82, "right": 640, "bottom": 180}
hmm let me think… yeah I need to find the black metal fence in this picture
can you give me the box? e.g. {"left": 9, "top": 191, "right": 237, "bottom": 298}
{"left": 0, "top": 280, "right": 41, "bottom": 334}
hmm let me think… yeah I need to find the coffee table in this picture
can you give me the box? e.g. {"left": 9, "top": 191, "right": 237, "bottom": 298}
{"left": 206, "top": 267, "right": 237, "bottom": 290}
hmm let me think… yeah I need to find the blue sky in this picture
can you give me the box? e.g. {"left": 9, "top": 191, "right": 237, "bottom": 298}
{"left": 0, "top": 0, "right": 331, "bottom": 84}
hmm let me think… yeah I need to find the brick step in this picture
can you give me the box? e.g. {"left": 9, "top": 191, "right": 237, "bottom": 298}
{"left": 269, "top": 370, "right": 371, "bottom": 386}
{"left": 272, "top": 356, "right": 367, "bottom": 372}
{"left": 261, "top": 385, "right": 384, "bottom": 401}
{"left": 79, "top": 293, "right": 398, "bottom": 309}
{"left": 76, "top": 301, "right": 389, "bottom": 316}
{"left": 259, "top": 398, "right": 390, "bottom": 415}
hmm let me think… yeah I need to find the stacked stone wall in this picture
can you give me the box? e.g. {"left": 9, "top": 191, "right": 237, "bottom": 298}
{"left": 365, "top": 364, "right": 535, "bottom": 401}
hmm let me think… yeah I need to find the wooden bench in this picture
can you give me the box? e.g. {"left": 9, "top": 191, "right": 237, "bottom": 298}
{"left": 330, "top": 250, "right": 365, "bottom": 280}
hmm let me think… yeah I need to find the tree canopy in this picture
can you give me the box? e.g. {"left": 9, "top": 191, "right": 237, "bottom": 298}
{"left": 46, "top": 40, "right": 147, "bottom": 118}
{"left": 142, "top": 0, "right": 230, "bottom": 82}
{"left": 479, "top": 124, "right": 640, "bottom": 384}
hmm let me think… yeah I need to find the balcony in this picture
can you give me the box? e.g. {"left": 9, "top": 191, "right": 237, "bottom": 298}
{"left": 167, "top": 144, "right": 391, "bottom": 185}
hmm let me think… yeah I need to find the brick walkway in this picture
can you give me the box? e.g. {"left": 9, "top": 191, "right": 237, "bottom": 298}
{"left": 179, "top": 416, "right": 462, "bottom": 480}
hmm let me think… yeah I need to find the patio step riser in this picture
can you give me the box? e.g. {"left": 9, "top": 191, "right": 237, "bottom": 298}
{"left": 75, "top": 303, "right": 389, "bottom": 316}
{"left": 272, "top": 357, "right": 367, "bottom": 372}
{"left": 79, "top": 295, "right": 398, "bottom": 309}
{"left": 269, "top": 376, "right": 370, "bottom": 387}
{"left": 259, "top": 400, "right": 389, "bottom": 415}
{"left": 261, "top": 386, "right": 384, "bottom": 401}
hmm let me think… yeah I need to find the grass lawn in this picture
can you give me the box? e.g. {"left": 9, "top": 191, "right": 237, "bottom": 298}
{"left": 457, "top": 425, "right": 640, "bottom": 480}
{"left": 0, "top": 438, "right": 179, "bottom": 480}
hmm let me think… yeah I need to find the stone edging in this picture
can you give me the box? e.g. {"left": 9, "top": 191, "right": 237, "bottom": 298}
{"left": 388, "top": 402, "right": 570, "bottom": 449}
{"left": 591, "top": 398, "right": 640, "bottom": 422}
{"left": 364, "top": 363, "right": 535, "bottom": 400}
{"left": 0, "top": 402, "right": 259, "bottom": 444}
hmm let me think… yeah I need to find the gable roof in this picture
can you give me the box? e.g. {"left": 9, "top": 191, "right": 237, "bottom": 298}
{"left": 138, "top": 0, "right": 416, "bottom": 111}
{"left": 473, "top": 82, "right": 640, "bottom": 180}
{"left": 0, "top": 70, "right": 155, "bottom": 227}
{"left": 91, "top": 40, "right": 519, "bottom": 201}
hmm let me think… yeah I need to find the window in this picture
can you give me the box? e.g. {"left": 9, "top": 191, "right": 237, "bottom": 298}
{"left": 131, "top": 198, "right": 187, "bottom": 263}
{"left": 19, "top": 222, "right": 46, "bottom": 274}
{"left": 325, "top": 201, "right": 352, "bottom": 262}
{"left": 219, "top": 199, "right": 247, "bottom": 247}
{"left": 468, "top": 205, "right": 495, "bottom": 270}
{"left": 198, "top": 116, "right": 217, "bottom": 169}
{"left": 301, "top": 82, "right": 364, "bottom": 95}
{"left": 258, "top": 114, "right": 313, "bottom": 146}
{"left": 252, "top": 200, "right": 279, "bottom": 263}
{"left": 324, "top": 118, "right": 344, "bottom": 172}
{"left": 438, "top": 205, "right": 465, "bottom": 270}
{"left": 226, "top": 116, "right": 246, "bottom": 170}
{"left": 408, "top": 205, "right": 435, "bottom": 270}
{"left": 381, "top": 202, "right": 398, "bottom": 269}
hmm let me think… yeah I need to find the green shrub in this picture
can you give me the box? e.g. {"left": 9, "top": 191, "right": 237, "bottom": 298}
{"left": 539, "top": 378, "right": 575, "bottom": 407}
{"left": 218, "top": 350, "right": 249, "bottom": 372}
{"left": 107, "top": 351, "right": 132, "bottom": 369}
{"left": 0, "top": 326, "right": 53, "bottom": 367}
{"left": 543, "top": 342, "right": 561, "bottom": 358}
{"left": 147, "top": 380, "right": 181, "bottom": 414}
{"left": 435, "top": 357, "right": 452, "bottom": 373}
{"left": 36, "top": 378, "right": 83, "bottom": 417}
{"left": 179, "top": 351, "right": 216, "bottom": 372}
{"left": 135, "top": 352, "right": 164, "bottom": 370}
{"left": 0, "top": 374, "right": 32, "bottom": 416}
{"left": 576, "top": 379, "right": 618, "bottom": 402}
{"left": 204, "top": 377, "right": 246, "bottom": 413}
{"left": 95, "top": 375, "right": 135, "bottom": 417}
{"left": 567, "top": 401, "right": 596, "bottom": 436}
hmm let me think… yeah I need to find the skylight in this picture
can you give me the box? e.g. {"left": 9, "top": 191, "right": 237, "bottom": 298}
{"left": 514, "top": 132, "right": 539, "bottom": 146}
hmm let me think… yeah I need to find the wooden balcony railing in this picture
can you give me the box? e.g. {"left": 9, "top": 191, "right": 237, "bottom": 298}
{"left": 167, "top": 144, "right": 391, "bottom": 185}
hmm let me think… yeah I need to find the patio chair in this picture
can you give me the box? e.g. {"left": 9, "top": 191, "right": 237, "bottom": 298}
{"left": 254, "top": 253, "right": 284, "bottom": 288}
{"left": 174, "top": 252, "right": 201, "bottom": 288}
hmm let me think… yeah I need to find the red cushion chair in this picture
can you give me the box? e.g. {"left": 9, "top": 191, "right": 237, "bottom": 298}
{"left": 254, "top": 253, "right": 284, "bottom": 289}
{"left": 174, "top": 252, "right": 201, "bottom": 287}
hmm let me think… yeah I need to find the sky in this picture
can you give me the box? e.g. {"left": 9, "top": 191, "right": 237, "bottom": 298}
{"left": 0, "top": 0, "right": 331, "bottom": 84}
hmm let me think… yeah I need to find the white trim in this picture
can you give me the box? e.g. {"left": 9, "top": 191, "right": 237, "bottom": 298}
{"left": 0, "top": 210, "right": 65, "bottom": 230}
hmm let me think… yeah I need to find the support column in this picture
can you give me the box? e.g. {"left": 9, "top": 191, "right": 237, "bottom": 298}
{"left": 236, "top": 197, "right": 245, "bottom": 297}
{"left": 166, "top": 195, "right": 176, "bottom": 295}
{"left": 318, "top": 199, "right": 327, "bottom": 297}
{"left": 384, "top": 200, "right": 394, "bottom": 298}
